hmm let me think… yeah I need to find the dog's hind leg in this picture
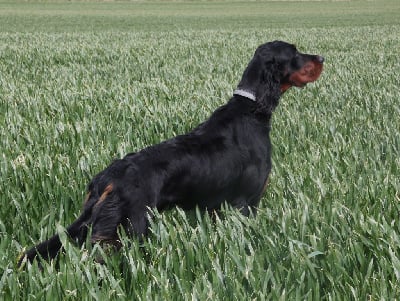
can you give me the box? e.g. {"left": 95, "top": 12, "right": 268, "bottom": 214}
{"left": 89, "top": 190, "right": 125, "bottom": 263}
{"left": 90, "top": 193, "right": 123, "bottom": 245}
{"left": 123, "top": 208, "right": 151, "bottom": 239}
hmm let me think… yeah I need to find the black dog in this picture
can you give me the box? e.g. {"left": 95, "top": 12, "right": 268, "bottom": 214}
{"left": 18, "top": 41, "right": 324, "bottom": 267}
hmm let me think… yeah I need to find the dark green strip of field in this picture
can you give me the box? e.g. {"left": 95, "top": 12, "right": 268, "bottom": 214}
{"left": 0, "top": 0, "right": 399, "bottom": 33}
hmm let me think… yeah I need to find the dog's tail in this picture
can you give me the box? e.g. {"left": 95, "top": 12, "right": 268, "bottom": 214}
{"left": 17, "top": 192, "right": 97, "bottom": 268}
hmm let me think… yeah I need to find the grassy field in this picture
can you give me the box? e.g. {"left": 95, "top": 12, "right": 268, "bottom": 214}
{"left": 1, "top": 0, "right": 400, "bottom": 299}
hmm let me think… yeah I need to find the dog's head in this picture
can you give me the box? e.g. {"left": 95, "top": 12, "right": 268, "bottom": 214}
{"left": 236, "top": 41, "right": 324, "bottom": 113}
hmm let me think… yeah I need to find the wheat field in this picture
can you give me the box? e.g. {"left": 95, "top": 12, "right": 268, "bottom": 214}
{"left": 0, "top": 0, "right": 399, "bottom": 299}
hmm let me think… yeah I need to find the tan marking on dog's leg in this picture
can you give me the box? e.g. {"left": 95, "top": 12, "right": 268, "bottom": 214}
{"left": 94, "top": 184, "right": 114, "bottom": 207}
{"left": 91, "top": 234, "right": 121, "bottom": 264}
{"left": 91, "top": 234, "right": 114, "bottom": 244}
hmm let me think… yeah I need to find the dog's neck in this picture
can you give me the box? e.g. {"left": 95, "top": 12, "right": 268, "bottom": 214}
{"left": 233, "top": 89, "right": 256, "bottom": 102}
{"left": 233, "top": 88, "right": 279, "bottom": 123}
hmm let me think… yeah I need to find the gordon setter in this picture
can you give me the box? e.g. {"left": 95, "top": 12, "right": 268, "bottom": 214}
{"left": 18, "top": 41, "right": 324, "bottom": 267}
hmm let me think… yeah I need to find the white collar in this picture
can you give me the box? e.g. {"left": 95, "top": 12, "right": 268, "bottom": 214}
{"left": 233, "top": 89, "right": 256, "bottom": 102}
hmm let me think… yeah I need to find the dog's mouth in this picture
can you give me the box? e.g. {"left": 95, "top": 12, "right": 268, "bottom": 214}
{"left": 281, "top": 59, "right": 324, "bottom": 92}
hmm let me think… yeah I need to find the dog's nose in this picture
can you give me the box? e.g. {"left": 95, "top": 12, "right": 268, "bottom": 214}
{"left": 316, "top": 55, "right": 325, "bottom": 63}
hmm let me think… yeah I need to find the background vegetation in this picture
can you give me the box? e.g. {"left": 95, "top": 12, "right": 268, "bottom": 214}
{"left": 1, "top": 0, "right": 399, "bottom": 299}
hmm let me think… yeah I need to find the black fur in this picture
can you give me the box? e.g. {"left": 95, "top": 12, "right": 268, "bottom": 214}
{"left": 18, "top": 40, "right": 324, "bottom": 267}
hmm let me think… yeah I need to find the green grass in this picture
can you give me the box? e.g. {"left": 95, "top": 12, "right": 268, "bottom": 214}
{"left": 1, "top": 0, "right": 400, "bottom": 300}
{"left": 0, "top": 0, "right": 399, "bottom": 32}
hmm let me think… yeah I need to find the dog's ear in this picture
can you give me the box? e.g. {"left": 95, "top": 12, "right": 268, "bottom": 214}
{"left": 237, "top": 45, "right": 282, "bottom": 114}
